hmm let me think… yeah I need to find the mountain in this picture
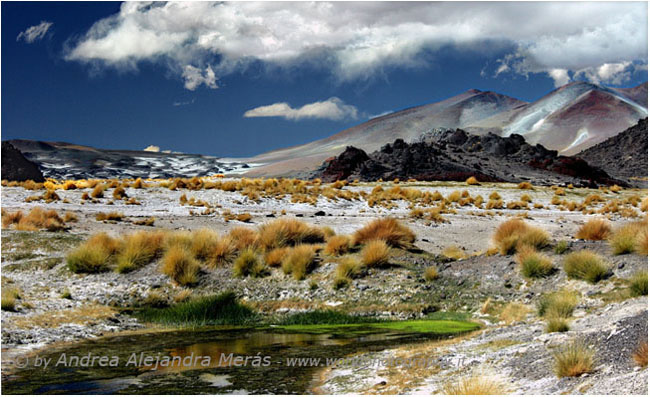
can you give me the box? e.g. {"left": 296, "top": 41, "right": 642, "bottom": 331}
{"left": 575, "top": 118, "right": 648, "bottom": 187}
{"left": 3, "top": 140, "right": 249, "bottom": 180}
{"left": 315, "top": 129, "right": 624, "bottom": 187}
{"left": 244, "top": 82, "right": 647, "bottom": 177}
{"left": 1, "top": 142, "right": 45, "bottom": 182}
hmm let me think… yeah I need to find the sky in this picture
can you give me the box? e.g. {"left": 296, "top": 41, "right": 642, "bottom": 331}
{"left": 2, "top": 1, "right": 648, "bottom": 158}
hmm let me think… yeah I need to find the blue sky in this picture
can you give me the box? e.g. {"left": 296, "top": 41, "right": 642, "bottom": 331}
{"left": 2, "top": 2, "right": 647, "bottom": 157}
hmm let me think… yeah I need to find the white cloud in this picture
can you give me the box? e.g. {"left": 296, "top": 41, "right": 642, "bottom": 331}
{"left": 17, "top": 21, "right": 53, "bottom": 43}
{"left": 244, "top": 97, "right": 358, "bottom": 121}
{"left": 182, "top": 65, "right": 217, "bottom": 90}
{"left": 547, "top": 69, "right": 571, "bottom": 87}
{"left": 64, "top": 2, "right": 647, "bottom": 88}
{"left": 573, "top": 62, "right": 634, "bottom": 85}
{"left": 143, "top": 145, "right": 160, "bottom": 152}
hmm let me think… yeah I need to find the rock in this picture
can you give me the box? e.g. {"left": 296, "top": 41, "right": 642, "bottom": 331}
{"left": 1, "top": 141, "right": 45, "bottom": 182}
{"left": 314, "top": 210, "right": 326, "bottom": 216}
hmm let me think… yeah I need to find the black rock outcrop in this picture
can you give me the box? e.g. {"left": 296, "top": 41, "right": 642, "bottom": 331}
{"left": 1, "top": 141, "right": 45, "bottom": 182}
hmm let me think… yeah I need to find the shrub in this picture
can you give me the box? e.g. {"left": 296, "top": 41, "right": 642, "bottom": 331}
{"left": 424, "top": 266, "right": 439, "bottom": 281}
{"left": 609, "top": 220, "right": 647, "bottom": 255}
{"left": 233, "top": 248, "right": 266, "bottom": 278}
{"left": 546, "top": 317, "right": 570, "bottom": 333}
{"left": 518, "top": 182, "right": 533, "bottom": 189}
{"left": 633, "top": 341, "right": 648, "bottom": 367}
{"left": 361, "top": 239, "right": 391, "bottom": 267}
{"left": 537, "top": 289, "right": 579, "bottom": 319}
{"left": 161, "top": 245, "right": 200, "bottom": 286}
{"left": 281, "top": 245, "right": 316, "bottom": 280}
{"left": 116, "top": 231, "right": 165, "bottom": 273}
{"left": 492, "top": 218, "right": 549, "bottom": 255}
{"left": 516, "top": 246, "right": 554, "bottom": 278}
{"left": 324, "top": 235, "right": 351, "bottom": 256}
{"left": 629, "top": 271, "right": 648, "bottom": 297}
{"left": 257, "top": 219, "right": 324, "bottom": 249}
{"left": 137, "top": 292, "right": 256, "bottom": 326}
{"left": 575, "top": 218, "right": 611, "bottom": 240}
{"left": 553, "top": 340, "right": 595, "bottom": 378}
{"left": 352, "top": 218, "right": 415, "bottom": 248}
{"left": 442, "top": 245, "right": 467, "bottom": 261}
{"left": 499, "top": 302, "right": 530, "bottom": 324}
{"left": 466, "top": 176, "right": 480, "bottom": 185}
{"left": 563, "top": 250, "right": 609, "bottom": 283}
{"left": 442, "top": 372, "right": 509, "bottom": 395}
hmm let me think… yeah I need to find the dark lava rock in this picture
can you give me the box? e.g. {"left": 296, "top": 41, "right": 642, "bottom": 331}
{"left": 315, "top": 128, "right": 626, "bottom": 186}
{"left": 1, "top": 141, "right": 45, "bottom": 182}
{"left": 314, "top": 210, "right": 326, "bottom": 216}
{"left": 576, "top": 118, "right": 648, "bottom": 187}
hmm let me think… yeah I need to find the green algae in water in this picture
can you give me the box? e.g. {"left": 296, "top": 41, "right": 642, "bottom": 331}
{"left": 276, "top": 319, "right": 479, "bottom": 335}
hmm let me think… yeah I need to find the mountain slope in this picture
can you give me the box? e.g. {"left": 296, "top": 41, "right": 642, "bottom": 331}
{"left": 245, "top": 82, "right": 647, "bottom": 177}
{"left": 575, "top": 118, "right": 648, "bottom": 187}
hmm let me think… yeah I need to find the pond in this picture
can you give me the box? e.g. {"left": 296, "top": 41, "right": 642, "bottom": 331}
{"left": 3, "top": 320, "right": 478, "bottom": 394}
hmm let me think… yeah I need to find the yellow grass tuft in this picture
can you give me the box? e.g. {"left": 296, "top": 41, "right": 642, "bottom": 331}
{"left": 228, "top": 227, "right": 259, "bottom": 250}
{"left": 492, "top": 218, "right": 549, "bottom": 255}
{"left": 553, "top": 340, "right": 595, "bottom": 378}
{"left": 609, "top": 219, "right": 648, "bottom": 255}
{"left": 466, "top": 176, "right": 480, "bottom": 185}
{"left": 112, "top": 186, "right": 128, "bottom": 200}
{"left": 515, "top": 246, "right": 554, "bottom": 278}
{"left": 257, "top": 218, "right": 325, "bottom": 249}
{"left": 352, "top": 218, "right": 415, "bottom": 248}
{"left": 161, "top": 245, "right": 200, "bottom": 286}
{"left": 424, "top": 266, "right": 439, "bottom": 281}
{"left": 281, "top": 244, "right": 316, "bottom": 280}
{"left": 96, "top": 211, "right": 124, "bottom": 222}
{"left": 324, "top": 235, "right": 351, "bottom": 256}
{"left": 632, "top": 341, "right": 648, "bottom": 367}
{"left": 563, "top": 250, "right": 609, "bottom": 283}
{"left": 209, "top": 236, "right": 237, "bottom": 267}
{"left": 499, "top": 302, "right": 530, "bottom": 324}
{"left": 116, "top": 231, "right": 165, "bottom": 273}
{"left": 518, "top": 181, "right": 533, "bottom": 190}
{"left": 575, "top": 218, "right": 611, "bottom": 240}
{"left": 442, "top": 245, "right": 467, "bottom": 261}
{"left": 442, "top": 371, "right": 510, "bottom": 395}
{"left": 264, "top": 247, "right": 289, "bottom": 267}
{"left": 233, "top": 248, "right": 266, "bottom": 278}
{"left": 360, "top": 239, "right": 391, "bottom": 267}
{"left": 190, "top": 228, "right": 219, "bottom": 261}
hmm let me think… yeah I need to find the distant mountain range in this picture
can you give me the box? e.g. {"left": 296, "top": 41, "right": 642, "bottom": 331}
{"left": 3, "top": 140, "right": 249, "bottom": 180}
{"left": 245, "top": 81, "right": 647, "bottom": 177}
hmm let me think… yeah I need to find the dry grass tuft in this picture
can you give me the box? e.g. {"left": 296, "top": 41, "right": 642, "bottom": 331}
{"left": 424, "top": 266, "right": 439, "bottom": 281}
{"left": 333, "top": 256, "right": 364, "bottom": 288}
{"left": 63, "top": 212, "right": 78, "bottom": 223}
{"left": 233, "top": 248, "right": 266, "bottom": 278}
{"left": 442, "top": 371, "right": 510, "bottom": 395}
{"left": 112, "top": 186, "right": 128, "bottom": 200}
{"left": 91, "top": 184, "right": 106, "bottom": 198}
{"left": 516, "top": 246, "right": 554, "bottom": 278}
{"left": 209, "top": 236, "right": 237, "bottom": 267}
{"left": 116, "top": 231, "right": 165, "bottom": 273}
{"left": 518, "top": 181, "right": 533, "bottom": 189}
{"left": 3, "top": 207, "right": 66, "bottom": 231}
{"left": 575, "top": 218, "right": 611, "bottom": 240}
{"left": 632, "top": 341, "right": 648, "bottom": 367}
{"left": 324, "top": 235, "right": 351, "bottom": 256}
{"left": 609, "top": 219, "right": 648, "bottom": 255}
{"left": 553, "top": 340, "right": 595, "bottom": 378}
{"left": 361, "top": 239, "right": 391, "bottom": 267}
{"left": 190, "top": 228, "right": 219, "bottom": 261}
{"left": 281, "top": 245, "right": 316, "bottom": 280}
{"left": 499, "top": 302, "right": 530, "bottom": 324}
{"left": 67, "top": 233, "right": 118, "bottom": 273}
{"left": 228, "top": 227, "right": 259, "bottom": 250}
{"left": 161, "top": 245, "right": 200, "bottom": 286}
{"left": 442, "top": 245, "right": 467, "bottom": 261}
{"left": 264, "top": 247, "right": 289, "bottom": 267}
{"left": 492, "top": 218, "right": 549, "bottom": 255}
{"left": 466, "top": 176, "right": 480, "bottom": 185}
{"left": 352, "top": 218, "right": 415, "bottom": 248}
{"left": 563, "top": 250, "right": 609, "bottom": 283}
{"left": 629, "top": 270, "right": 648, "bottom": 297}
{"left": 537, "top": 289, "right": 579, "bottom": 319}
{"left": 257, "top": 218, "right": 325, "bottom": 249}
{"left": 546, "top": 317, "right": 570, "bottom": 333}
{"left": 96, "top": 211, "right": 124, "bottom": 222}
{"left": 1, "top": 288, "right": 20, "bottom": 311}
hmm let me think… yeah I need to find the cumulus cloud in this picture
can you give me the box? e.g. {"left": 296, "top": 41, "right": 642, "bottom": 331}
{"left": 244, "top": 97, "right": 358, "bottom": 121}
{"left": 64, "top": 2, "right": 647, "bottom": 88}
{"left": 17, "top": 21, "right": 53, "bottom": 43}
{"left": 547, "top": 69, "right": 571, "bottom": 88}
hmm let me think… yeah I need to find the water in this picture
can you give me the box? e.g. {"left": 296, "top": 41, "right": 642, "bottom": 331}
{"left": 3, "top": 326, "right": 462, "bottom": 394}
